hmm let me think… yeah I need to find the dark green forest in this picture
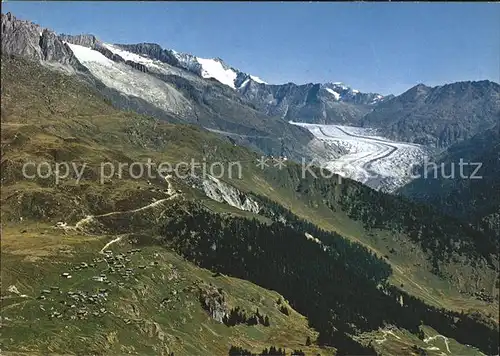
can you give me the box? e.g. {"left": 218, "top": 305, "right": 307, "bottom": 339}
{"left": 259, "top": 165, "right": 498, "bottom": 269}
{"left": 155, "top": 202, "right": 499, "bottom": 355}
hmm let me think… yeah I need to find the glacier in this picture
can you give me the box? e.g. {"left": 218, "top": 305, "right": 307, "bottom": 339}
{"left": 66, "top": 43, "right": 195, "bottom": 118}
{"left": 290, "top": 122, "right": 430, "bottom": 193}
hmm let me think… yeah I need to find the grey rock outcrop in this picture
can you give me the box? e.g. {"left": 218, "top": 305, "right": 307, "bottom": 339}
{"left": 1, "top": 13, "right": 82, "bottom": 69}
{"left": 40, "top": 30, "right": 78, "bottom": 65}
{"left": 198, "top": 285, "right": 229, "bottom": 323}
{"left": 186, "top": 174, "right": 260, "bottom": 214}
{"left": 58, "top": 34, "right": 98, "bottom": 48}
{"left": 2, "top": 12, "right": 43, "bottom": 59}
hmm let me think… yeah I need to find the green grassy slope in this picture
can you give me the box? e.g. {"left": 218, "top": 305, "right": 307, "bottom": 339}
{"left": 1, "top": 225, "right": 330, "bottom": 355}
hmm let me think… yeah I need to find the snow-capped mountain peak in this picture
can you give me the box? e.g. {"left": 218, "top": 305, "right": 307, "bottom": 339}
{"left": 330, "top": 82, "right": 349, "bottom": 90}
{"left": 250, "top": 75, "right": 267, "bottom": 84}
{"left": 321, "top": 82, "right": 386, "bottom": 105}
{"left": 171, "top": 50, "right": 266, "bottom": 89}
{"left": 196, "top": 57, "right": 238, "bottom": 88}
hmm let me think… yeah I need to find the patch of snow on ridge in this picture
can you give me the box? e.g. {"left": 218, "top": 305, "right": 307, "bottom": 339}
{"left": 197, "top": 57, "right": 238, "bottom": 88}
{"left": 66, "top": 43, "right": 114, "bottom": 67}
{"left": 332, "top": 82, "right": 349, "bottom": 90}
{"left": 325, "top": 88, "right": 341, "bottom": 100}
{"left": 102, "top": 43, "right": 161, "bottom": 69}
{"left": 168, "top": 48, "right": 267, "bottom": 88}
{"left": 371, "top": 94, "right": 384, "bottom": 104}
{"left": 250, "top": 75, "right": 267, "bottom": 84}
{"left": 239, "top": 78, "right": 251, "bottom": 89}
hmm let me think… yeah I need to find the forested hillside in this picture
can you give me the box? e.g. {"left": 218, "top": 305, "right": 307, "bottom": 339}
{"left": 400, "top": 123, "right": 500, "bottom": 235}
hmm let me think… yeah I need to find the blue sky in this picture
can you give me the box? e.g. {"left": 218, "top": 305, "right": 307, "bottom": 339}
{"left": 3, "top": 2, "right": 499, "bottom": 95}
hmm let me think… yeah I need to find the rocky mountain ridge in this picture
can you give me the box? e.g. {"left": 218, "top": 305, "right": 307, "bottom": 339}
{"left": 1, "top": 12, "right": 82, "bottom": 68}
{"left": 114, "top": 40, "right": 391, "bottom": 124}
{"left": 362, "top": 80, "right": 500, "bottom": 148}
{"left": 238, "top": 80, "right": 391, "bottom": 124}
{"left": 3, "top": 12, "right": 498, "bottom": 143}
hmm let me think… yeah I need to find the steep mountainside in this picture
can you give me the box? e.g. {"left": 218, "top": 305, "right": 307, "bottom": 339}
{"left": 361, "top": 81, "right": 500, "bottom": 148}
{"left": 399, "top": 123, "right": 500, "bottom": 234}
{"left": 1, "top": 12, "right": 314, "bottom": 162}
{"left": 2, "top": 55, "right": 499, "bottom": 355}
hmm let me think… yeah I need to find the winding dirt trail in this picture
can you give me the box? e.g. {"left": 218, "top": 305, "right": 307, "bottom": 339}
{"left": 375, "top": 328, "right": 401, "bottom": 345}
{"left": 57, "top": 175, "right": 180, "bottom": 234}
{"left": 424, "top": 334, "right": 451, "bottom": 353}
{"left": 99, "top": 235, "right": 124, "bottom": 254}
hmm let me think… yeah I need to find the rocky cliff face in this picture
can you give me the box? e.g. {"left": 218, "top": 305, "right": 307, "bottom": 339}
{"left": 188, "top": 174, "right": 260, "bottom": 213}
{"left": 170, "top": 50, "right": 204, "bottom": 76}
{"left": 1, "top": 13, "right": 82, "bottom": 69}
{"left": 40, "top": 30, "right": 78, "bottom": 65}
{"left": 58, "top": 34, "right": 99, "bottom": 48}
{"left": 198, "top": 284, "right": 229, "bottom": 323}
{"left": 1, "top": 12, "right": 43, "bottom": 59}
